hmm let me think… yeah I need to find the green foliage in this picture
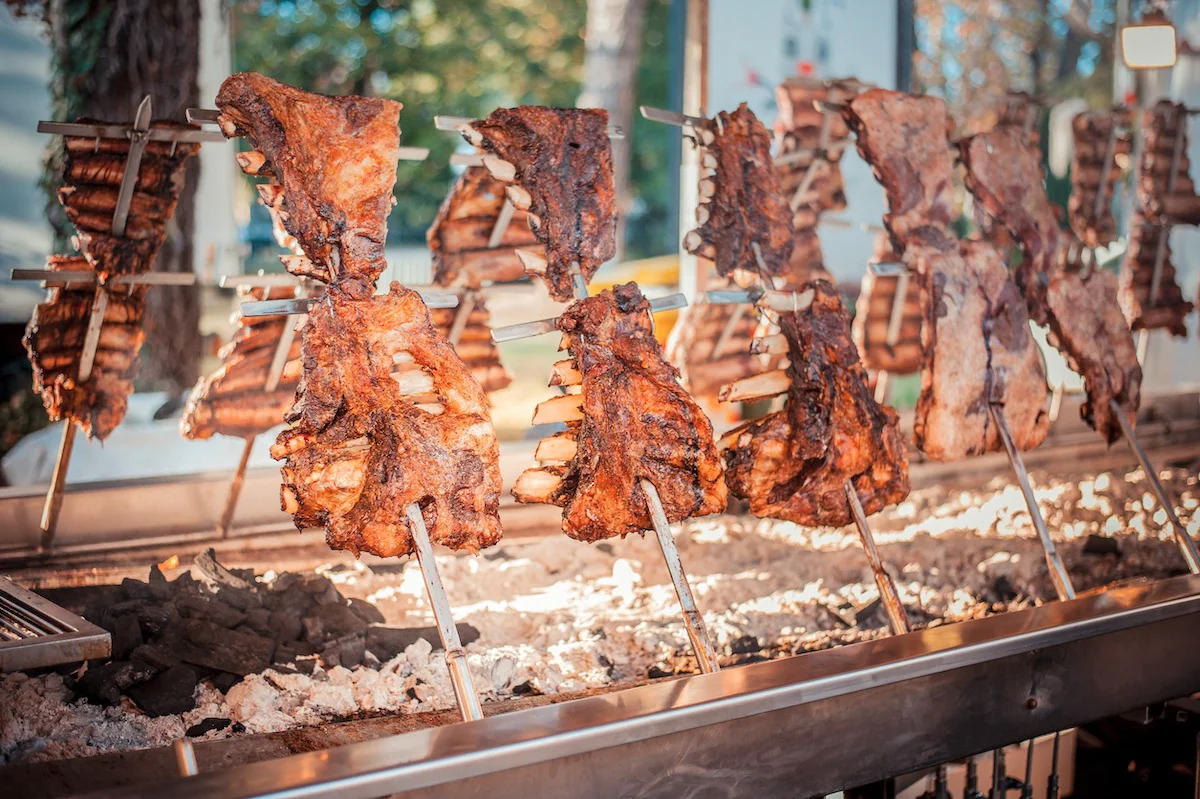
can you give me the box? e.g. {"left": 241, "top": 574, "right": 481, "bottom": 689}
{"left": 230, "top": 0, "right": 590, "bottom": 243}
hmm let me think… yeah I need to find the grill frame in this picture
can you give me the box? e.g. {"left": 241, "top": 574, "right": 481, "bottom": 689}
{"left": 0, "top": 576, "right": 111, "bottom": 671}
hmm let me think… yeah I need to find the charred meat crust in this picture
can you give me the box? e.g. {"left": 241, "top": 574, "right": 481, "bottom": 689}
{"left": 274, "top": 283, "right": 503, "bottom": 557}
{"left": 684, "top": 103, "right": 794, "bottom": 278}
{"left": 215, "top": 72, "right": 400, "bottom": 296}
{"left": 465, "top": 107, "right": 616, "bottom": 301}
{"left": 723, "top": 280, "right": 909, "bottom": 526}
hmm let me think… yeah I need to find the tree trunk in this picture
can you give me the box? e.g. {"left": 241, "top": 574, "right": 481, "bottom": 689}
{"left": 579, "top": 0, "right": 650, "bottom": 264}
{"left": 47, "top": 0, "right": 202, "bottom": 400}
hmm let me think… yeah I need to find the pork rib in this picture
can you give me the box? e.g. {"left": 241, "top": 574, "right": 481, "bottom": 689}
{"left": 1120, "top": 217, "right": 1193, "bottom": 335}
{"left": 683, "top": 103, "right": 794, "bottom": 279}
{"left": 513, "top": 283, "right": 727, "bottom": 541}
{"left": 720, "top": 280, "right": 909, "bottom": 525}
{"left": 215, "top": 73, "right": 401, "bottom": 295}
{"left": 460, "top": 107, "right": 616, "bottom": 301}
{"left": 1068, "top": 109, "right": 1132, "bottom": 247}
{"left": 272, "top": 284, "right": 503, "bottom": 557}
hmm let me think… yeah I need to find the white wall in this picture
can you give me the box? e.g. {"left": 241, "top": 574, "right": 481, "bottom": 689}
{"left": 707, "top": 0, "right": 898, "bottom": 280}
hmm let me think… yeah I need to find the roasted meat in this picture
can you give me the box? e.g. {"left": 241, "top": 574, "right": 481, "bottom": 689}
{"left": 910, "top": 242, "right": 1050, "bottom": 460}
{"left": 58, "top": 122, "right": 199, "bottom": 278}
{"left": 272, "top": 284, "right": 503, "bottom": 557}
{"left": 720, "top": 280, "right": 909, "bottom": 525}
{"left": 428, "top": 295, "right": 512, "bottom": 394}
{"left": 215, "top": 73, "right": 401, "bottom": 294}
{"left": 427, "top": 166, "right": 544, "bottom": 288}
{"left": 843, "top": 90, "right": 955, "bottom": 253}
{"left": 683, "top": 103, "right": 794, "bottom": 279}
{"left": 181, "top": 285, "right": 304, "bottom": 440}
{"left": 1069, "top": 109, "right": 1132, "bottom": 247}
{"left": 1120, "top": 217, "right": 1193, "bottom": 335}
{"left": 665, "top": 278, "right": 774, "bottom": 406}
{"left": 1138, "top": 101, "right": 1200, "bottom": 223}
{"left": 460, "top": 107, "right": 616, "bottom": 301}
{"left": 513, "top": 283, "right": 727, "bottom": 541}
{"left": 774, "top": 78, "right": 852, "bottom": 224}
{"left": 959, "top": 124, "right": 1141, "bottom": 443}
{"left": 23, "top": 256, "right": 148, "bottom": 440}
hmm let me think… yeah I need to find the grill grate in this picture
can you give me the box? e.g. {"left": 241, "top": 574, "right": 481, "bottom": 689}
{"left": 0, "top": 576, "right": 110, "bottom": 671}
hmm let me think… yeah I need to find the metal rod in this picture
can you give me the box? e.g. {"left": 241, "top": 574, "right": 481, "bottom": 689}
{"left": 568, "top": 262, "right": 589, "bottom": 299}
{"left": 1019, "top": 738, "right": 1035, "bottom": 799}
{"left": 487, "top": 198, "right": 516, "bottom": 249}
{"left": 111, "top": 96, "right": 153, "bottom": 237}
{"left": 1136, "top": 328, "right": 1150, "bottom": 365}
{"left": 844, "top": 481, "right": 910, "bottom": 635}
{"left": 965, "top": 755, "right": 984, "bottom": 799}
{"left": 639, "top": 104, "right": 708, "bottom": 129}
{"left": 492, "top": 293, "right": 687, "bottom": 342}
{"left": 873, "top": 370, "right": 890, "bottom": 405}
{"left": 38, "top": 423, "right": 77, "bottom": 551}
{"left": 215, "top": 438, "right": 256, "bottom": 540}
{"left": 1112, "top": 398, "right": 1200, "bottom": 572}
{"left": 703, "top": 287, "right": 816, "bottom": 313}
{"left": 1046, "top": 731, "right": 1061, "bottom": 799}
{"left": 77, "top": 288, "right": 109, "bottom": 383}
{"left": 241, "top": 289, "right": 459, "bottom": 317}
{"left": 868, "top": 261, "right": 910, "bottom": 277}
{"left": 264, "top": 315, "right": 298, "bottom": 394}
{"left": 989, "top": 405, "right": 1076, "bottom": 601}
{"left": 38, "top": 119, "right": 223, "bottom": 143}
{"left": 640, "top": 479, "right": 720, "bottom": 674}
{"left": 405, "top": 503, "right": 484, "bottom": 722}
{"left": 884, "top": 271, "right": 909, "bottom": 348}
{"left": 11, "top": 269, "right": 197, "bottom": 286}
{"left": 447, "top": 291, "right": 476, "bottom": 347}
{"left": 188, "top": 108, "right": 431, "bottom": 160}
{"left": 990, "top": 747, "right": 1005, "bottom": 799}
{"left": 174, "top": 738, "right": 199, "bottom": 776}
{"left": 435, "top": 114, "right": 625, "bottom": 139}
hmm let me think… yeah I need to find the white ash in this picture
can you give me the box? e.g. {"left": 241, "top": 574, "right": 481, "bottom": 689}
{"left": 3, "top": 465, "right": 1195, "bottom": 766}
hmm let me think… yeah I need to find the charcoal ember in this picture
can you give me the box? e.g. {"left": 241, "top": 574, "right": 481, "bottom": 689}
{"left": 990, "top": 575, "right": 1019, "bottom": 602}
{"left": 215, "top": 585, "right": 262, "bottom": 611}
{"left": 121, "top": 576, "right": 168, "bottom": 601}
{"left": 130, "top": 643, "right": 181, "bottom": 671}
{"left": 321, "top": 632, "right": 367, "bottom": 668}
{"left": 268, "top": 608, "right": 304, "bottom": 643}
{"left": 209, "top": 672, "right": 242, "bottom": 694}
{"left": 1083, "top": 534, "right": 1122, "bottom": 558}
{"left": 102, "top": 599, "right": 178, "bottom": 638}
{"left": 263, "top": 583, "right": 310, "bottom": 613}
{"left": 76, "top": 660, "right": 157, "bottom": 706}
{"left": 346, "top": 597, "right": 385, "bottom": 624}
{"left": 168, "top": 571, "right": 201, "bottom": 596}
{"left": 366, "top": 623, "right": 480, "bottom": 662}
{"left": 242, "top": 607, "right": 272, "bottom": 636}
{"left": 727, "top": 635, "right": 761, "bottom": 655}
{"left": 304, "top": 602, "right": 370, "bottom": 644}
{"left": 127, "top": 665, "right": 199, "bottom": 717}
{"left": 109, "top": 613, "right": 144, "bottom": 660}
{"left": 647, "top": 664, "right": 674, "bottom": 679}
{"left": 511, "top": 679, "right": 538, "bottom": 696}
{"left": 186, "top": 717, "right": 232, "bottom": 737}
{"left": 175, "top": 618, "right": 275, "bottom": 676}
{"left": 175, "top": 594, "right": 247, "bottom": 629}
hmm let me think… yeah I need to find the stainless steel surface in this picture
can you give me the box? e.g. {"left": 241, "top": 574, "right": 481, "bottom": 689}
{"left": 174, "top": 740, "right": 199, "bottom": 777}
{"left": 1112, "top": 398, "right": 1200, "bottom": 572}
{"left": 92, "top": 574, "right": 1200, "bottom": 799}
{"left": 39, "top": 119, "right": 224, "bottom": 143}
{"left": 704, "top": 286, "right": 814, "bottom": 312}
{"left": 10, "top": 269, "right": 197, "bottom": 287}
{"left": 38, "top": 423, "right": 76, "bottom": 550}
{"left": 405, "top": 503, "right": 484, "bottom": 722}
{"left": 0, "top": 576, "right": 110, "bottom": 671}
{"left": 640, "top": 479, "right": 720, "bottom": 674}
{"left": 844, "top": 481, "right": 910, "bottom": 635}
{"left": 241, "top": 289, "right": 458, "bottom": 317}
{"left": 491, "top": 293, "right": 688, "bottom": 342}
{"left": 989, "top": 405, "right": 1076, "bottom": 601}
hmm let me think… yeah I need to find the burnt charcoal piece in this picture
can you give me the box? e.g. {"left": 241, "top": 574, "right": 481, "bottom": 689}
{"left": 366, "top": 623, "right": 480, "bottom": 662}
{"left": 321, "top": 632, "right": 367, "bottom": 668}
{"left": 721, "top": 280, "right": 909, "bottom": 525}
{"left": 186, "top": 717, "right": 233, "bottom": 737}
{"left": 109, "top": 613, "right": 144, "bottom": 661}
{"left": 513, "top": 283, "right": 727, "bottom": 541}
{"left": 303, "top": 602, "right": 370, "bottom": 644}
{"left": 175, "top": 594, "right": 248, "bottom": 629}
{"left": 130, "top": 643, "right": 181, "bottom": 671}
{"left": 273, "top": 284, "right": 503, "bottom": 557}
{"left": 215, "top": 73, "right": 401, "bottom": 294}
{"left": 683, "top": 103, "right": 794, "bottom": 278}
{"left": 175, "top": 618, "right": 275, "bottom": 676}
{"left": 461, "top": 107, "right": 616, "bottom": 301}
{"left": 346, "top": 597, "right": 385, "bottom": 624}
{"left": 127, "top": 665, "right": 199, "bottom": 717}
{"left": 76, "top": 661, "right": 157, "bottom": 707}
{"left": 842, "top": 90, "right": 956, "bottom": 252}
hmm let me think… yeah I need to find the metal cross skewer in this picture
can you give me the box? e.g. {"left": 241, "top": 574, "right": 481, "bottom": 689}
{"left": 406, "top": 503, "right": 484, "bottom": 721}
{"left": 845, "top": 482, "right": 910, "bottom": 634}
{"left": 1111, "top": 398, "right": 1200, "bottom": 572}
{"left": 434, "top": 114, "right": 625, "bottom": 140}
{"left": 989, "top": 404, "right": 1076, "bottom": 601}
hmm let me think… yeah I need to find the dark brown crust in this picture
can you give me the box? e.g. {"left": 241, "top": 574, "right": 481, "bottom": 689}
{"left": 180, "top": 286, "right": 304, "bottom": 440}
{"left": 684, "top": 103, "right": 794, "bottom": 278}
{"left": 517, "top": 283, "right": 727, "bottom": 541}
{"left": 465, "top": 107, "right": 616, "bottom": 301}
{"left": 842, "top": 90, "right": 956, "bottom": 253}
{"left": 215, "top": 72, "right": 400, "bottom": 297}
{"left": 23, "top": 256, "right": 147, "bottom": 440}
{"left": 427, "top": 166, "right": 541, "bottom": 288}
{"left": 722, "top": 280, "right": 909, "bottom": 525}
{"left": 274, "top": 283, "right": 503, "bottom": 557}
{"left": 1068, "top": 109, "right": 1133, "bottom": 247}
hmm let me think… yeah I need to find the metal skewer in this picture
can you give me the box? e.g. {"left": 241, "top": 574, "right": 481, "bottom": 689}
{"left": 964, "top": 755, "right": 985, "bottom": 799}
{"left": 988, "top": 405, "right": 1076, "bottom": 601}
{"left": 187, "top": 107, "right": 430, "bottom": 161}
{"left": 240, "top": 287, "right": 459, "bottom": 317}
{"left": 1111, "top": 398, "right": 1200, "bottom": 572}
{"left": 447, "top": 290, "right": 476, "bottom": 347}
{"left": 641, "top": 480, "right": 720, "bottom": 674}
{"left": 1019, "top": 737, "right": 1036, "bottom": 799}
{"left": 406, "top": 502, "right": 484, "bottom": 721}
{"left": 491, "top": 293, "right": 687, "bottom": 342}
{"left": 435, "top": 114, "right": 625, "bottom": 140}
{"left": 845, "top": 482, "right": 910, "bottom": 635}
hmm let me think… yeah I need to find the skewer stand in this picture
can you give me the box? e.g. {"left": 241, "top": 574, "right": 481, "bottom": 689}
{"left": 406, "top": 503, "right": 484, "bottom": 721}
{"left": 1111, "top": 399, "right": 1200, "bottom": 573}
{"left": 23, "top": 96, "right": 200, "bottom": 551}
{"left": 988, "top": 405, "right": 1076, "bottom": 601}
